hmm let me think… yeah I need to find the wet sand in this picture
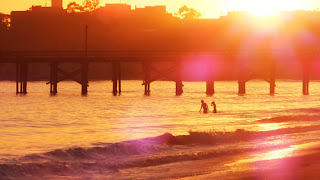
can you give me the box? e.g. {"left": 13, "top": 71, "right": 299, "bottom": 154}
{"left": 179, "top": 142, "right": 320, "bottom": 180}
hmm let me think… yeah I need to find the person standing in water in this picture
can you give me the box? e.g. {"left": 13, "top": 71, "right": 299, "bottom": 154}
{"left": 200, "top": 100, "right": 209, "bottom": 113}
{"left": 211, "top": 101, "right": 217, "bottom": 113}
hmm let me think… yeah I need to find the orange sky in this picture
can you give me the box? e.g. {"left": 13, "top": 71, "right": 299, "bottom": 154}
{"left": 1, "top": 0, "right": 320, "bottom": 18}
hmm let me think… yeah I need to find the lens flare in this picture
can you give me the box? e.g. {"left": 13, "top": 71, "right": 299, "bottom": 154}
{"left": 181, "top": 54, "right": 223, "bottom": 81}
{"left": 235, "top": 0, "right": 305, "bottom": 17}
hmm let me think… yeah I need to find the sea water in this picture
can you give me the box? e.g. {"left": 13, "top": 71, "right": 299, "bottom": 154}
{"left": 1, "top": 80, "right": 320, "bottom": 179}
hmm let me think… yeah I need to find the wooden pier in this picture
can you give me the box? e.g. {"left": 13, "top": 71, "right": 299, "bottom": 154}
{"left": 0, "top": 50, "right": 316, "bottom": 95}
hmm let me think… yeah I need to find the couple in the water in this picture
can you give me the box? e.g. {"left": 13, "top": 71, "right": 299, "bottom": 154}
{"left": 200, "top": 100, "right": 217, "bottom": 113}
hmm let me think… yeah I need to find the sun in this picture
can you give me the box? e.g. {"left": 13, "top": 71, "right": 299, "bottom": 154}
{"left": 235, "top": 0, "right": 304, "bottom": 17}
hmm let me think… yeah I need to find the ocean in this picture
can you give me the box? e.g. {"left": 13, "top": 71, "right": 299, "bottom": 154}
{"left": 1, "top": 80, "right": 320, "bottom": 179}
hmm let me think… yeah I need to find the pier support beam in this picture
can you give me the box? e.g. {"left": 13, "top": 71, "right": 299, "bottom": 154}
{"left": 112, "top": 61, "right": 121, "bottom": 95}
{"left": 302, "top": 63, "right": 309, "bottom": 95}
{"left": 16, "top": 62, "right": 28, "bottom": 94}
{"left": 47, "top": 62, "right": 87, "bottom": 95}
{"left": 206, "top": 81, "right": 215, "bottom": 95}
{"left": 81, "top": 62, "right": 89, "bottom": 95}
{"left": 50, "top": 63, "right": 58, "bottom": 94}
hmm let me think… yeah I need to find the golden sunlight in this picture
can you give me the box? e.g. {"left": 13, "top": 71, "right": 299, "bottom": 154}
{"left": 258, "top": 123, "right": 285, "bottom": 131}
{"left": 235, "top": 0, "right": 304, "bottom": 17}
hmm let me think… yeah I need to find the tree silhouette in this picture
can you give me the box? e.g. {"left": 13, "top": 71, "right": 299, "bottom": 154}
{"left": 0, "top": 13, "right": 10, "bottom": 31}
{"left": 175, "top": 5, "right": 201, "bottom": 19}
{"left": 83, "top": 0, "right": 100, "bottom": 12}
{"left": 67, "top": 2, "right": 84, "bottom": 13}
{"left": 67, "top": 0, "right": 100, "bottom": 13}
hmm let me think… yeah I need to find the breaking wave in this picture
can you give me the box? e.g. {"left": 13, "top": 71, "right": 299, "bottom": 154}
{"left": 1, "top": 124, "right": 320, "bottom": 179}
{"left": 257, "top": 115, "right": 320, "bottom": 123}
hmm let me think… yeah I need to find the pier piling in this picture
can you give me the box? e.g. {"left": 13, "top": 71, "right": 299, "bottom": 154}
{"left": 112, "top": 61, "right": 121, "bottom": 95}
{"left": 176, "top": 81, "right": 183, "bottom": 95}
{"left": 238, "top": 80, "right": 246, "bottom": 94}
{"left": 16, "top": 63, "right": 20, "bottom": 94}
{"left": 16, "top": 61, "right": 28, "bottom": 94}
{"left": 81, "top": 62, "right": 89, "bottom": 95}
{"left": 302, "top": 63, "right": 309, "bottom": 95}
{"left": 270, "top": 63, "right": 276, "bottom": 95}
{"left": 22, "top": 63, "right": 28, "bottom": 94}
{"left": 175, "top": 61, "right": 183, "bottom": 95}
{"left": 143, "top": 61, "right": 151, "bottom": 95}
{"left": 206, "top": 81, "right": 215, "bottom": 95}
{"left": 118, "top": 62, "right": 121, "bottom": 94}
{"left": 50, "top": 63, "right": 58, "bottom": 94}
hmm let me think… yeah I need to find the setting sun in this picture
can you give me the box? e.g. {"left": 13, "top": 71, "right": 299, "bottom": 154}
{"left": 235, "top": 0, "right": 307, "bottom": 17}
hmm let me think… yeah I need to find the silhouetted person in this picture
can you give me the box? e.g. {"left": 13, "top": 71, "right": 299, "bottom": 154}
{"left": 200, "top": 100, "right": 208, "bottom": 113}
{"left": 211, "top": 101, "right": 217, "bottom": 113}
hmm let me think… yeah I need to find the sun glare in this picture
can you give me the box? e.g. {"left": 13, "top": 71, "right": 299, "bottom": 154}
{"left": 236, "top": 0, "right": 304, "bottom": 17}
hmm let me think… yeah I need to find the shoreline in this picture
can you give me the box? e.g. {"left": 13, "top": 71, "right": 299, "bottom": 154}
{"left": 178, "top": 142, "right": 320, "bottom": 180}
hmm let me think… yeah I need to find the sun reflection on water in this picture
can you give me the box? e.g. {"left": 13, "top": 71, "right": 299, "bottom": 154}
{"left": 225, "top": 146, "right": 296, "bottom": 169}
{"left": 227, "top": 141, "right": 320, "bottom": 169}
{"left": 256, "top": 147, "right": 295, "bottom": 161}
{"left": 258, "top": 123, "right": 285, "bottom": 131}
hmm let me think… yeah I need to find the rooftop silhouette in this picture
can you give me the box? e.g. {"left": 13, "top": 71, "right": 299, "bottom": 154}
{"left": 0, "top": 3, "right": 320, "bottom": 53}
{"left": 1, "top": 2, "right": 320, "bottom": 82}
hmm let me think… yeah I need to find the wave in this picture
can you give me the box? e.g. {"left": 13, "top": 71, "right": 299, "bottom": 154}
{"left": 1, "top": 125, "right": 320, "bottom": 179}
{"left": 295, "top": 108, "right": 320, "bottom": 114}
{"left": 168, "top": 125, "right": 320, "bottom": 145}
{"left": 0, "top": 133, "right": 174, "bottom": 179}
{"left": 257, "top": 115, "right": 320, "bottom": 123}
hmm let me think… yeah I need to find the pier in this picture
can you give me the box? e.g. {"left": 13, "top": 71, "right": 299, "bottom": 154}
{"left": 0, "top": 50, "right": 316, "bottom": 96}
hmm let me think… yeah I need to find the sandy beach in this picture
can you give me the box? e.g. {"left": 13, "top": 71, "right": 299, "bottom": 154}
{"left": 177, "top": 142, "right": 320, "bottom": 180}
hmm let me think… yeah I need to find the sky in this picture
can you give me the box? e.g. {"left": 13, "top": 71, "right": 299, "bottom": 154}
{"left": 1, "top": 0, "right": 320, "bottom": 18}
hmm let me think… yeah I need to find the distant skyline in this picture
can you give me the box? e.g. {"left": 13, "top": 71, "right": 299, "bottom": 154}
{"left": 1, "top": 0, "right": 320, "bottom": 18}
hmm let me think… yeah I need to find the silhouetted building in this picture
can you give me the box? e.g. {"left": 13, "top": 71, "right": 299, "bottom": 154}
{"left": 94, "top": 4, "right": 132, "bottom": 21}
{"left": 52, "top": 0, "right": 63, "bottom": 8}
{"left": 97, "top": 4, "right": 131, "bottom": 16}
{"left": 7, "top": 3, "right": 320, "bottom": 53}
{"left": 8, "top": 4, "right": 182, "bottom": 51}
{"left": 134, "top": 6, "right": 167, "bottom": 17}
{"left": 133, "top": 5, "right": 174, "bottom": 25}
{"left": 10, "top": 6, "right": 67, "bottom": 31}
